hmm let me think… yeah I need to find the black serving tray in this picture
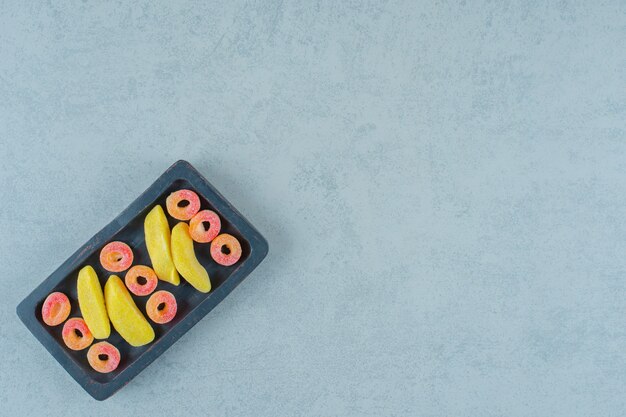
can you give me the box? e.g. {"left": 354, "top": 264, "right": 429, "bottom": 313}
{"left": 16, "top": 160, "right": 268, "bottom": 400}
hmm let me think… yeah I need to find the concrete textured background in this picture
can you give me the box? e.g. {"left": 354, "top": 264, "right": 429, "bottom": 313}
{"left": 1, "top": 1, "right": 625, "bottom": 415}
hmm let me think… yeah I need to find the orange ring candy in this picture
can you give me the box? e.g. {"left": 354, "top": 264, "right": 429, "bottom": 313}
{"left": 87, "top": 341, "right": 121, "bottom": 373}
{"left": 41, "top": 292, "right": 71, "bottom": 326}
{"left": 146, "top": 290, "right": 177, "bottom": 324}
{"left": 100, "top": 241, "right": 134, "bottom": 272}
{"left": 210, "top": 234, "right": 242, "bottom": 266}
{"left": 166, "top": 189, "right": 200, "bottom": 220}
{"left": 62, "top": 318, "right": 94, "bottom": 351}
{"left": 124, "top": 265, "right": 158, "bottom": 296}
{"left": 189, "top": 210, "right": 221, "bottom": 243}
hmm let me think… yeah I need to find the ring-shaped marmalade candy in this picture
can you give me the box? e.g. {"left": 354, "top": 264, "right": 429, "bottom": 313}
{"left": 62, "top": 318, "right": 94, "bottom": 351}
{"left": 146, "top": 290, "right": 177, "bottom": 324}
{"left": 100, "top": 241, "right": 134, "bottom": 272}
{"left": 189, "top": 210, "right": 221, "bottom": 243}
{"left": 41, "top": 292, "right": 71, "bottom": 326}
{"left": 87, "top": 341, "right": 121, "bottom": 373}
{"left": 166, "top": 189, "right": 200, "bottom": 221}
{"left": 124, "top": 265, "right": 158, "bottom": 296}
{"left": 210, "top": 234, "right": 242, "bottom": 266}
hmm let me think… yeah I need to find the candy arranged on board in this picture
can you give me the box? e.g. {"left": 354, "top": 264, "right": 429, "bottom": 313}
{"left": 40, "top": 189, "right": 242, "bottom": 373}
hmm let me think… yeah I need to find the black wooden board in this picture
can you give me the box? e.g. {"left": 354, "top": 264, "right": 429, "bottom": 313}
{"left": 16, "top": 160, "right": 269, "bottom": 400}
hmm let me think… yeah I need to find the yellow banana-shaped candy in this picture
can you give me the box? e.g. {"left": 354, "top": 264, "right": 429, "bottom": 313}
{"left": 104, "top": 275, "right": 155, "bottom": 347}
{"left": 145, "top": 205, "right": 180, "bottom": 285}
{"left": 77, "top": 265, "right": 110, "bottom": 339}
{"left": 171, "top": 222, "right": 211, "bottom": 293}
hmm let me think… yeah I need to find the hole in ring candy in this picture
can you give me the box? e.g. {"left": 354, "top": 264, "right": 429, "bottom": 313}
{"left": 87, "top": 341, "right": 121, "bottom": 373}
{"left": 210, "top": 234, "right": 242, "bottom": 266}
{"left": 124, "top": 265, "right": 158, "bottom": 296}
{"left": 41, "top": 291, "right": 71, "bottom": 326}
{"left": 146, "top": 290, "right": 177, "bottom": 324}
{"left": 166, "top": 189, "right": 200, "bottom": 220}
{"left": 100, "top": 241, "right": 134, "bottom": 272}
{"left": 62, "top": 318, "right": 94, "bottom": 351}
{"left": 189, "top": 209, "right": 221, "bottom": 243}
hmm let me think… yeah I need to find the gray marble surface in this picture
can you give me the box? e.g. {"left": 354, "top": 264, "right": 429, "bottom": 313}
{"left": 1, "top": 1, "right": 625, "bottom": 415}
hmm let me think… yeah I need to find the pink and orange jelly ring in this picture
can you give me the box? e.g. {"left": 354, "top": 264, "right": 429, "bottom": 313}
{"left": 210, "top": 234, "right": 242, "bottom": 266}
{"left": 100, "top": 241, "right": 134, "bottom": 272}
{"left": 189, "top": 209, "right": 221, "bottom": 243}
{"left": 146, "top": 290, "right": 177, "bottom": 324}
{"left": 41, "top": 292, "right": 71, "bottom": 326}
{"left": 124, "top": 265, "right": 158, "bottom": 296}
{"left": 166, "top": 189, "right": 200, "bottom": 221}
{"left": 87, "top": 341, "right": 121, "bottom": 373}
{"left": 62, "top": 318, "right": 94, "bottom": 351}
